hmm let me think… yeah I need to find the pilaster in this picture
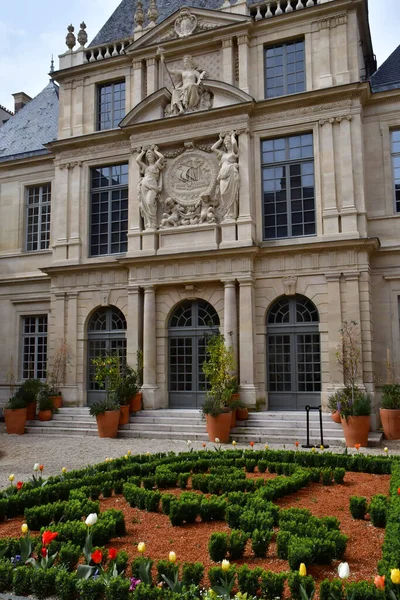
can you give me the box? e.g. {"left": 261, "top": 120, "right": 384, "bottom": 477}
{"left": 222, "top": 280, "right": 238, "bottom": 373}
{"left": 238, "top": 277, "right": 257, "bottom": 406}
{"left": 317, "top": 25, "right": 333, "bottom": 87}
{"left": 127, "top": 285, "right": 141, "bottom": 367}
{"left": 146, "top": 57, "right": 158, "bottom": 96}
{"left": 65, "top": 292, "right": 81, "bottom": 404}
{"left": 127, "top": 151, "right": 142, "bottom": 255}
{"left": 142, "top": 285, "right": 158, "bottom": 408}
{"left": 319, "top": 119, "right": 339, "bottom": 234}
{"left": 325, "top": 274, "right": 343, "bottom": 388}
{"left": 68, "top": 162, "right": 82, "bottom": 261}
{"left": 221, "top": 38, "right": 234, "bottom": 86}
{"left": 237, "top": 34, "right": 250, "bottom": 94}
{"left": 52, "top": 165, "right": 69, "bottom": 261}
{"left": 132, "top": 60, "right": 144, "bottom": 106}
{"left": 339, "top": 115, "right": 358, "bottom": 235}
{"left": 237, "top": 128, "right": 255, "bottom": 245}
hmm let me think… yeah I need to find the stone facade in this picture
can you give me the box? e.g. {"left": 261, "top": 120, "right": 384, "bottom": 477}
{"left": 0, "top": 0, "right": 399, "bottom": 422}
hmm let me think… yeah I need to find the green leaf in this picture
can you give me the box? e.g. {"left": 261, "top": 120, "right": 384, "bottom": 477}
{"left": 19, "top": 534, "right": 32, "bottom": 563}
{"left": 76, "top": 564, "right": 96, "bottom": 580}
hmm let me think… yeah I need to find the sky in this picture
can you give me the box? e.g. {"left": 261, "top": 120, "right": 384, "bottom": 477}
{"left": 0, "top": 0, "right": 399, "bottom": 113}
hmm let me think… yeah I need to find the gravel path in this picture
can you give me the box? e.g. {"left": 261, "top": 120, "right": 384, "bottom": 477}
{"left": 1, "top": 430, "right": 400, "bottom": 490}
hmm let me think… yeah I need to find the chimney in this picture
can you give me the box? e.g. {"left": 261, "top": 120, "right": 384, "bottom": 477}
{"left": 12, "top": 92, "right": 32, "bottom": 113}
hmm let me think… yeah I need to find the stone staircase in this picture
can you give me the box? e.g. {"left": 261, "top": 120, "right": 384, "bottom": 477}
{"left": 25, "top": 408, "right": 383, "bottom": 446}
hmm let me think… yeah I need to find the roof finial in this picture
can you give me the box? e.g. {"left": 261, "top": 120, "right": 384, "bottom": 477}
{"left": 77, "top": 22, "right": 88, "bottom": 47}
{"left": 49, "top": 55, "right": 55, "bottom": 75}
{"left": 134, "top": 0, "right": 145, "bottom": 30}
{"left": 147, "top": 0, "right": 158, "bottom": 27}
{"left": 65, "top": 24, "right": 76, "bottom": 50}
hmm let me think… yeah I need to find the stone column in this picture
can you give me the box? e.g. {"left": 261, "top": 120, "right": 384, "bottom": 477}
{"left": 238, "top": 277, "right": 257, "bottom": 406}
{"left": 336, "top": 20, "right": 350, "bottom": 85}
{"left": 339, "top": 115, "right": 358, "bottom": 235}
{"left": 132, "top": 60, "right": 144, "bottom": 106}
{"left": 325, "top": 274, "right": 343, "bottom": 389}
{"left": 68, "top": 163, "right": 82, "bottom": 261}
{"left": 52, "top": 165, "right": 69, "bottom": 261}
{"left": 237, "top": 128, "right": 254, "bottom": 244}
{"left": 237, "top": 34, "right": 250, "bottom": 94}
{"left": 318, "top": 26, "right": 333, "bottom": 88}
{"left": 146, "top": 57, "right": 158, "bottom": 96}
{"left": 320, "top": 119, "right": 339, "bottom": 234}
{"left": 223, "top": 280, "right": 238, "bottom": 372}
{"left": 221, "top": 38, "right": 234, "bottom": 85}
{"left": 127, "top": 285, "right": 141, "bottom": 368}
{"left": 142, "top": 285, "right": 158, "bottom": 407}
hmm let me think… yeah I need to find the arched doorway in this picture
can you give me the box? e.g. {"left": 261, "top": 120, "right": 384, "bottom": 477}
{"left": 87, "top": 306, "right": 127, "bottom": 405}
{"left": 168, "top": 299, "right": 220, "bottom": 409}
{"left": 266, "top": 295, "right": 321, "bottom": 410}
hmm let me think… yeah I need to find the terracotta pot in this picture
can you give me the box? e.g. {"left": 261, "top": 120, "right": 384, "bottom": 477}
{"left": 38, "top": 410, "right": 53, "bottom": 422}
{"left": 4, "top": 408, "right": 27, "bottom": 435}
{"left": 119, "top": 404, "right": 130, "bottom": 425}
{"left": 380, "top": 408, "right": 400, "bottom": 440}
{"left": 26, "top": 401, "right": 37, "bottom": 421}
{"left": 50, "top": 395, "right": 63, "bottom": 409}
{"left": 205, "top": 411, "right": 232, "bottom": 443}
{"left": 340, "top": 415, "right": 370, "bottom": 447}
{"left": 96, "top": 410, "right": 120, "bottom": 438}
{"left": 230, "top": 408, "right": 237, "bottom": 428}
{"left": 236, "top": 407, "right": 249, "bottom": 421}
{"left": 130, "top": 392, "right": 142, "bottom": 413}
{"left": 331, "top": 410, "right": 341, "bottom": 424}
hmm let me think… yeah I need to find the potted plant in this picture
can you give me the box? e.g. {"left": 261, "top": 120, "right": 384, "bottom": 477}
{"left": 339, "top": 387, "right": 371, "bottom": 447}
{"left": 201, "top": 334, "right": 235, "bottom": 442}
{"left": 14, "top": 379, "right": 42, "bottom": 420}
{"left": 327, "top": 390, "right": 342, "bottom": 424}
{"left": 4, "top": 395, "right": 27, "bottom": 434}
{"left": 130, "top": 350, "right": 143, "bottom": 413}
{"left": 89, "top": 398, "right": 121, "bottom": 438}
{"left": 37, "top": 385, "right": 55, "bottom": 421}
{"left": 379, "top": 350, "right": 400, "bottom": 440}
{"left": 236, "top": 405, "right": 249, "bottom": 421}
{"left": 46, "top": 340, "right": 71, "bottom": 409}
{"left": 112, "top": 365, "right": 138, "bottom": 425}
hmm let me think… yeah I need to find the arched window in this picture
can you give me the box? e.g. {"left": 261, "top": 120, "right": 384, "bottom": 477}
{"left": 266, "top": 295, "right": 321, "bottom": 410}
{"left": 168, "top": 299, "right": 219, "bottom": 409}
{"left": 87, "top": 306, "right": 127, "bottom": 405}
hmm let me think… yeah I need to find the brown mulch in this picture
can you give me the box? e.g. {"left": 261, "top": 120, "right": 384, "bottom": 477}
{"left": 0, "top": 471, "right": 389, "bottom": 589}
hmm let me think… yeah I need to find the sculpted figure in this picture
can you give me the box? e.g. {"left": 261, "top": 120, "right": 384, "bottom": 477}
{"left": 161, "top": 197, "right": 180, "bottom": 228}
{"left": 211, "top": 132, "right": 239, "bottom": 221}
{"left": 136, "top": 146, "right": 165, "bottom": 230}
{"left": 161, "top": 53, "right": 206, "bottom": 114}
{"left": 199, "top": 193, "right": 216, "bottom": 224}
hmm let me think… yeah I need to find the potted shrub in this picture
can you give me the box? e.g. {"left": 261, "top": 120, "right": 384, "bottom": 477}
{"left": 236, "top": 406, "right": 249, "bottom": 421}
{"left": 46, "top": 340, "right": 71, "bottom": 409}
{"left": 13, "top": 379, "right": 42, "bottom": 420}
{"left": 112, "top": 365, "right": 138, "bottom": 425}
{"left": 380, "top": 383, "right": 400, "bottom": 440}
{"left": 201, "top": 334, "right": 235, "bottom": 442}
{"left": 130, "top": 350, "right": 143, "bottom": 413}
{"left": 89, "top": 399, "right": 121, "bottom": 438}
{"left": 339, "top": 387, "right": 371, "bottom": 447}
{"left": 37, "top": 385, "right": 55, "bottom": 421}
{"left": 4, "top": 395, "right": 27, "bottom": 434}
{"left": 328, "top": 390, "right": 342, "bottom": 424}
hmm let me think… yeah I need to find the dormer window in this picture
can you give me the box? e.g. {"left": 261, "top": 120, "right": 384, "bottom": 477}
{"left": 97, "top": 80, "right": 126, "bottom": 131}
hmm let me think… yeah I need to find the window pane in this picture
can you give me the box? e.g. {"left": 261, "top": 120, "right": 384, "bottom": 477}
{"left": 26, "top": 184, "right": 51, "bottom": 252}
{"left": 265, "top": 40, "right": 305, "bottom": 98}
{"left": 22, "top": 316, "right": 48, "bottom": 380}
{"left": 97, "top": 81, "right": 126, "bottom": 131}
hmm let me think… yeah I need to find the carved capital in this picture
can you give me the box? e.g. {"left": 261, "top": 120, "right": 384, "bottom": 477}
{"left": 132, "top": 60, "right": 143, "bottom": 70}
{"left": 221, "top": 38, "right": 233, "bottom": 49}
{"left": 146, "top": 57, "right": 156, "bottom": 67}
{"left": 237, "top": 34, "right": 249, "bottom": 46}
{"left": 101, "top": 290, "right": 111, "bottom": 306}
{"left": 317, "top": 13, "right": 347, "bottom": 30}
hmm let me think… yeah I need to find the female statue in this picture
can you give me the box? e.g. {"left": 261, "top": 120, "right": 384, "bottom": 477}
{"left": 211, "top": 132, "right": 239, "bottom": 221}
{"left": 136, "top": 146, "right": 165, "bottom": 230}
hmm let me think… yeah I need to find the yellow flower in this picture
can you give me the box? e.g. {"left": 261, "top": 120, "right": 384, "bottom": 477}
{"left": 384, "top": 447, "right": 389, "bottom": 454}
{"left": 21, "top": 523, "right": 28, "bottom": 534}
{"left": 299, "top": 563, "right": 307, "bottom": 576}
{"left": 127, "top": 450, "right": 131, "bottom": 456}
{"left": 61, "top": 467, "right": 67, "bottom": 474}
{"left": 391, "top": 569, "right": 400, "bottom": 585}
{"left": 169, "top": 551, "right": 177, "bottom": 563}
{"left": 146, "top": 452, "right": 151, "bottom": 456}
{"left": 124, "top": 455, "right": 129, "bottom": 460}
{"left": 232, "top": 441, "right": 237, "bottom": 447}
{"left": 311, "top": 447, "right": 316, "bottom": 453}
{"left": 138, "top": 542, "right": 146, "bottom": 554}
{"left": 221, "top": 559, "right": 230, "bottom": 572}
{"left": 265, "top": 444, "right": 269, "bottom": 450}
{"left": 8, "top": 474, "right": 14, "bottom": 482}
{"left": 320, "top": 445, "right": 324, "bottom": 451}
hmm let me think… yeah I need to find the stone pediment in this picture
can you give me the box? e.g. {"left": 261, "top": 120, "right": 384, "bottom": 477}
{"left": 125, "top": 7, "right": 251, "bottom": 53}
{"left": 119, "top": 81, "right": 254, "bottom": 127}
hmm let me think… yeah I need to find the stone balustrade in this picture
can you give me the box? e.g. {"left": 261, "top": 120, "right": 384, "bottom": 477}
{"left": 249, "top": 0, "right": 334, "bottom": 20}
{"left": 84, "top": 40, "right": 129, "bottom": 63}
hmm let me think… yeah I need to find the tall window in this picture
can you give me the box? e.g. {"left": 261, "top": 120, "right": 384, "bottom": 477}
{"left": 261, "top": 133, "right": 315, "bottom": 240}
{"left": 265, "top": 40, "right": 305, "bottom": 99}
{"left": 26, "top": 184, "right": 51, "bottom": 251}
{"left": 22, "top": 316, "right": 48, "bottom": 379}
{"left": 97, "top": 81, "right": 125, "bottom": 130}
{"left": 90, "top": 164, "right": 128, "bottom": 257}
{"left": 392, "top": 131, "right": 400, "bottom": 213}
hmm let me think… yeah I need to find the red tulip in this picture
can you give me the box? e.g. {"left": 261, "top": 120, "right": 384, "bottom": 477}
{"left": 374, "top": 575, "right": 385, "bottom": 590}
{"left": 16, "top": 481, "right": 23, "bottom": 490}
{"left": 42, "top": 531, "right": 58, "bottom": 546}
{"left": 202, "top": 443, "right": 206, "bottom": 448}
{"left": 354, "top": 444, "right": 361, "bottom": 451}
{"left": 398, "top": 487, "right": 400, "bottom": 496}
{"left": 41, "top": 547, "right": 47, "bottom": 558}
{"left": 295, "top": 441, "right": 299, "bottom": 448}
{"left": 108, "top": 548, "right": 117, "bottom": 560}
{"left": 249, "top": 441, "right": 255, "bottom": 448}
{"left": 39, "top": 464, "right": 44, "bottom": 472}
{"left": 92, "top": 549, "right": 103, "bottom": 564}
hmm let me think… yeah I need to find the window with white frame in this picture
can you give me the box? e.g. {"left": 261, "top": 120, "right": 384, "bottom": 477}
{"left": 26, "top": 184, "right": 51, "bottom": 251}
{"left": 392, "top": 131, "right": 400, "bottom": 213}
{"left": 265, "top": 40, "right": 305, "bottom": 99}
{"left": 22, "top": 316, "right": 48, "bottom": 379}
{"left": 261, "top": 133, "right": 315, "bottom": 240}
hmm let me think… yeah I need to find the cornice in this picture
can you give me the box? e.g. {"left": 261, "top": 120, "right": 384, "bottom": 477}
{"left": 0, "top": 153, "right": 54, "bottom": 172}
{"left": 46, "top": 128, "right": 129, "bottom": 155}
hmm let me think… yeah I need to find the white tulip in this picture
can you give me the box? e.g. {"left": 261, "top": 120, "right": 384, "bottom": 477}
{"left": 33, "top": 463, "right": 40, "bottom": 472}
{"left": 85, "top": 513, "right": 98, "bottom": 527}
{"left": 215, "top": 438, "right": 220, "bottom": 444}
{"left": 338, "top": 562, "right": 350, "bottom": 579}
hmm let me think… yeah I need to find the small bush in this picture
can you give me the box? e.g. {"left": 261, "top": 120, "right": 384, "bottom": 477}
{"left": 58, "top": 541, "right": 82, "bottom": 570}
{"left": 182, "top": 562, "right": 204, "bottom": 587}
{"left": 12, "top": 565, "right": 32, "bottom": 597}
{"left": 260, "top": 570, "right": 286, "bottom": 600}
{"left": 251, "top": 528, "right": 273, "bottom": 558}
{"left": 287, "top": 537, "right": 314, "bottom": 570}
{"left": 288, "top": 572, "right": 315, "bottom": 600}
{"left": 55, "top": 568, "right": 79, "bottom": 600}
{"left": 208, "top": 532, "right": 228, "bottom": 562}
{"left": 31, "top": 568, "right": 57, "bottom": 600}
{"left": 228, "top": 529, "right": 249, "bottom": 560}
{"left": 104, "top": 576, "right": 130, "bottom": 600}
{"left": 237, "top": 564, "right": 263, "bottom": 597}
{"left": 369, "top": 494, "right": 388, "bottom": 528}
{"left": 350, "top": 496, "right": 367, "bottom": 519}
{"left": 333, "top": 468, "right": 346, "bottom": 484}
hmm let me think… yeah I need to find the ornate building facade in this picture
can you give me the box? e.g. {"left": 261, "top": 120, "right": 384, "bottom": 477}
{"left": 1, "top": 0, "right": 400, "bottom": 420}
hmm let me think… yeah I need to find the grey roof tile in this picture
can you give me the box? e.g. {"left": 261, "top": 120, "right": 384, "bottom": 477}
{"left": 0, "top": 81, "right": 59, "bottom": 163}
{"left": 371, "top": 44, "right": 400, "bottom": 93}
{"left": 89, "top": 0, "right": 238, "bottom": 47}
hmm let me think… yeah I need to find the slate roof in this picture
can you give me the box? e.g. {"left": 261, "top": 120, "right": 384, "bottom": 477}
{"left": 0, "top": 81, "right": 59, "bottom": 163}
{"left": 371, "top": 44, "right": 400, "bottom": 93}
{"left": 89, "top": 0, "right": 238, "bottom": 47}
